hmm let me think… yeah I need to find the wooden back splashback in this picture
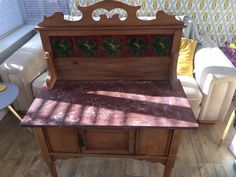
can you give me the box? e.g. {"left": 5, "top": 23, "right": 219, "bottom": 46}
{"left": 36, "top": 0, "right": 184, "bottom": 89}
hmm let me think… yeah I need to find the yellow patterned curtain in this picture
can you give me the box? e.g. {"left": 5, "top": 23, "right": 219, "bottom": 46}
{"left": 68, "top": 0, "right": 236, "bottom": 46}
{"left": 68, "top": 0, "right": 166, "bottom": 17}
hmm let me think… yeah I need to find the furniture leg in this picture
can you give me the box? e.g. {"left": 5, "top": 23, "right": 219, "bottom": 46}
{"left": 163, "top": 130, "right": 181, "bottom": 177}
{"left": 163, "top": 157, "right": 176, "bottom": 177}
{"left": 46, "top": 161, "right": 58, "bottom": 177}
{"left": 219, "top": 109, "right": 235, "bottom": 146}
{"left": 34, "top": 128, "right": 58, "bottom": 177}
{"left": 8, "top": 105, "right": 22, "bottom": 121}
{"left": 8, "top": 105, "right": 32, "bottom": 132}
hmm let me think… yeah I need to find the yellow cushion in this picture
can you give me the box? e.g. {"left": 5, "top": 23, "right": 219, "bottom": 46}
{"left": 177, "top": 38, "right": 198, "bottom": 77}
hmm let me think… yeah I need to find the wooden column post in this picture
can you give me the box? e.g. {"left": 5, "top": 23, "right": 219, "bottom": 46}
{"left": 34, "top": 128, "right": 58, "bottom": 177}
{"left": 163, "top": 130, "right": 181, "bottom": 177}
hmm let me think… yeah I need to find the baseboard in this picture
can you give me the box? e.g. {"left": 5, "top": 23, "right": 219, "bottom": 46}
{"left": 198, "top": 120, "right": 217, "bottom": 124}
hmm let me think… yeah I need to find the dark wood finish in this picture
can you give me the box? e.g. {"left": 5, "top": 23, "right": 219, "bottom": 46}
{"left": 36, "top": 0, "right": 184, "bottom": 89}
{"left": 44, "top": 128, "right": 79, "bottom": 153}
{"left": 136, "top": 128, "right": 172, "bottom": 156}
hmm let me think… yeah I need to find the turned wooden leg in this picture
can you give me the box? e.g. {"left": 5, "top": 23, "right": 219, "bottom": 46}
{"left": 46, "top": 161, "right": 58, "bottom": 177}
{"left": 163, "top": 130, "right": 181, "bottom": 177}
{"left": 163, "top": 157, "right": 176, "bottom": 177}
{"left": 33, "top": 128, "right": 58, "bottom": 177}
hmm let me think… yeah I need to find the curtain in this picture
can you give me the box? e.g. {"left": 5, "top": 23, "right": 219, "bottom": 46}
{"left": 68, "top": 0, "right": 236, "bottom": 46}
{"left": 68, "top": 0, "right": 184, "bottom": 17}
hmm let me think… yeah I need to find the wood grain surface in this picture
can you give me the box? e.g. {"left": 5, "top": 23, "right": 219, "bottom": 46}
{"left": 1, "top": 114, "right": 236, "bottom": 177}
{"left": 37, "top": 0, "right": 184, "bottom": 89}
{"left": 55, "top": 57, "right": 170, "bottom": 80}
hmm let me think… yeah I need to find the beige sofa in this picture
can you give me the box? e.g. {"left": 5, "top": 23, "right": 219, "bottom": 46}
{"left": 1, "top": 17, "right": 236, "bottom": 122}
{"left": 0, "top": 34, "right": 46, "bottom": 111}
{"left": 178, "top": 34, "right": 236, "bottom": 122}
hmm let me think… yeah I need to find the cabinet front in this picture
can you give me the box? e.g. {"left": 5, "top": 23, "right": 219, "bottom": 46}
{"left": 43, "top": 127, "right": 172, "bottom": 156}
{"left": 79, "top": 128, "right": 135, "bottom": 154}
{"left": 136, "top": 128, "right": 172, "bottom": 156}
{"left": 44, "top": 128, "right": 79, "bottom": 153}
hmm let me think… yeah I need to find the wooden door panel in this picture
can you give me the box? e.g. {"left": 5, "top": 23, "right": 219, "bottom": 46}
{"left": 80, "top": 128, "right": 135, "bottom": 154}
{"left": 45, "top": 128, "right": 79, "bottom": 153}
{"left": 136, "top": 128, "right": 172, "bottom": 156}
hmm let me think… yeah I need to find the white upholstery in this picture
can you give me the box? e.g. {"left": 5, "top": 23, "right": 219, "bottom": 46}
{"left": 0, "top": 34, "right": 46, "bottom": 111}
{"left": 178, "top": 76, "right": 202, "bottom": 119}
{"left": 193, "top": 34, "right": 236, "bottom": 121}
{"left": 32, "top": 71, "right": 47, "bottom": 97}
{"left": 177, "top": 16, "right": 236, "bottom": 121}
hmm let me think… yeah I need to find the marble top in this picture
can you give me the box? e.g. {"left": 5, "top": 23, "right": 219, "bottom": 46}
{"left": 21, "top": 80, "right": 198, "bottom": 128}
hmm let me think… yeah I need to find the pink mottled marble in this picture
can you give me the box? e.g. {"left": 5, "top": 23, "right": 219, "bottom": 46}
{"left": 21, "top": 81, "right": 198, "bottom": 128}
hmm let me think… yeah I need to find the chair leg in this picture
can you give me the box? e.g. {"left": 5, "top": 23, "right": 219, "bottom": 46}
{"left": 7, "top": 105, "right": 32, "bottom": 133}
{"left": 219, "top": 109, "right": 235, "bottom": 146}
{"left": 7, "top": 105, "right": 22, "bottom": 121}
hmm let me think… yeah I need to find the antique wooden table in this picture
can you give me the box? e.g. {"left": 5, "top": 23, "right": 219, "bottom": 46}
{"left": 21, "top": 80, "right": 198, "bottom": 177}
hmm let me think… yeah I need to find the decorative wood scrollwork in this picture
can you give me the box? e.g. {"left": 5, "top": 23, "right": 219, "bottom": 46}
{"left": 37, "top": 0, "right": 183, "bottom": 28}
{"left": 77, "top": 0, "right": 139, "bottom": 22}
{"left": 45, "top": 52, "right": 57, "bottom": 89}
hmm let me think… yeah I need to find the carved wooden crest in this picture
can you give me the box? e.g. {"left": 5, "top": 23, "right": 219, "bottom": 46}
{"left": 37, "top": 0, "right": 183, "bottom": 28}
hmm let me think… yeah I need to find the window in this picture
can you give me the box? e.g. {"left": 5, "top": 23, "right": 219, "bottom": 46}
{"left": 0, "top": 0, "right": 24, "bottom": 37}
{"left": 0, "top": 0, "right": 70, "bottom": 38}
{"left": 21, "top": 0, "right": 70, "bottom": 23}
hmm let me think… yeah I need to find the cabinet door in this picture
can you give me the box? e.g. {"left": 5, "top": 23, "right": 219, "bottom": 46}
{"left": 44, "top": 128, "right": 79, "bottom": 153}
{"left": 79, "top": 128, "right": 135, "bottom": 154}
{"left": 136, "top": 128, "right": 172, "bottom": 156}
